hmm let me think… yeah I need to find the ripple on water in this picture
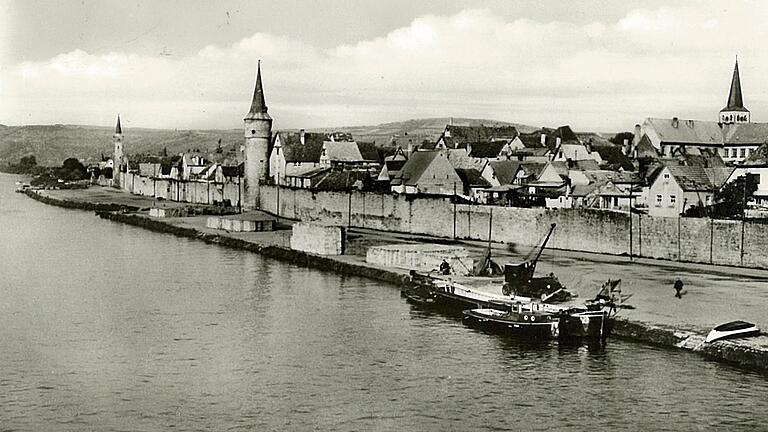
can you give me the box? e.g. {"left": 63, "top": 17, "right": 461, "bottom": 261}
{"left": 0, "top": 174, "right": 767, "bottom": 431}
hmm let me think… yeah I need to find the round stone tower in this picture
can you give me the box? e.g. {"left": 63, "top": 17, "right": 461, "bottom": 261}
{"left": 243, "top": 61, "right": 272, "bottom": 210}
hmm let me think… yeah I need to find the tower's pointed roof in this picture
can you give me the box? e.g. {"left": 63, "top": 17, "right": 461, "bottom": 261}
{"left": 244, "top": 61, "right": 271, "bottom": 121}
{"left": 115, "top": 115, "right": 122, "bottom": 134}
{"left": 722, "top": 58, "right": 749, "bottom": 112}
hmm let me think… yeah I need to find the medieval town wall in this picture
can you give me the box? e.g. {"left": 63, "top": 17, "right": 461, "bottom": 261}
{"left": 259, "top": 184, "right": 768, "bottom": 269}
{"left": 121, "top": 172, "right": 241, "bottom": 206}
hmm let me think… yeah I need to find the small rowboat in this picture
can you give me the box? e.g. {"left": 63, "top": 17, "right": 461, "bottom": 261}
{"left": 705, "top": 321, "right": 760, "bottom": 343}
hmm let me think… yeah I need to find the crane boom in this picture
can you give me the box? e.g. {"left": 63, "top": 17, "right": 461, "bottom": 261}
{"left": 529, "top": 223, "right": 556, "bottom": 275}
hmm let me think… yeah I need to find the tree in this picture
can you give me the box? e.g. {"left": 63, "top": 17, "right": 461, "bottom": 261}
{"left": 713, "top": 174, "right": 759, "bottom": 219}
{"left": 18, "top": 155, "right": 37, "bottom": 171}
{"left": 609, "top": 131, "right": 634, "bottom": 147}
{"left": 57, "top": 157, "right": 87, "bottom": 181}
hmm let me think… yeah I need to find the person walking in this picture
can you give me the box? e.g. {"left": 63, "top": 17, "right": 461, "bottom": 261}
{"left": 674, "top": 279, "right": 684, "bottom": 299}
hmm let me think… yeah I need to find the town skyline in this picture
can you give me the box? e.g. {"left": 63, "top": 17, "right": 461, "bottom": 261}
{"left": 3, "top": 1, "right": 768, "bottom": 131}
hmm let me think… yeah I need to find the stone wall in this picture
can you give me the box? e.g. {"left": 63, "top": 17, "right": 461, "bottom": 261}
{"left": 121, "top": 172, "right": 241, "bottom": 206}
{"left": 290, "top": 222, "right": 344, "bottom": 255}
{"left": 366, "top": 244, "right": 474, "bottom": 274}
{"left": 260, "top": 184, "right": 768, "bottom": 269}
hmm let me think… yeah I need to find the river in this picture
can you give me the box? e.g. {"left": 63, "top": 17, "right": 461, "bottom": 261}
{"left": 1, "top": 173, "right": 766, "bottom": 431}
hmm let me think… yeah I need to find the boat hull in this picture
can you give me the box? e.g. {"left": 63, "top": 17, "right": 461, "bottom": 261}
{"left": 463, "top": 308, "right": 613, "bottom": 343}
{"left": 705, "top": 321, "right": 760, "bottom": 343}
{"left": 463, "top": 309, "right": 558, "bottom": 339}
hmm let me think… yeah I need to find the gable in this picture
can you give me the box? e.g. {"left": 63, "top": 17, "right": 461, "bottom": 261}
{"left": 416, "top": 153, "right": 459, "bottom": 185}
{"left": 538, "top": 163, "right": 565, "bottom": 183}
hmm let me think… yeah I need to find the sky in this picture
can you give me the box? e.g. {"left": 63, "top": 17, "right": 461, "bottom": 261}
{"left": 2, "top": 0, "right": 768, "bottom": 132}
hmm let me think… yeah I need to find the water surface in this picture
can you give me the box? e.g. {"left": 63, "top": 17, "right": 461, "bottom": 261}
{"left": 1, "top": 174, "right": 766, "bottom": 431}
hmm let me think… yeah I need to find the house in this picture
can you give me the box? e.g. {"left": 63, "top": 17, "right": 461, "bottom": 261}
{"left": 285, "top": 166, "right": 330, "bottom": 189}
{"left": 547, "top": 125, "right": 603, "bottom": 165}
{"left": 214, "top": 163, "right": 243, "bottom": 184}
{"left": 455, "top": 168, "right": 491, "bottom": 202}
{"left": 725, "top": 147, "right": 768, "bottom": 206}
{"left": 647, "top": 165, "right": 734, "bottom": 217}
{"left": 269, "top": 130, "right": 331, "bottom": 184}
{"left": 270, "top": 130, "right": 376, "bottom": 184}
{"left": 479, "top": 160, "right": 524, "bottom": 205}
{"left": 320, "top": 140, "right": 379, "bottom": 169}
{"left": 377, "top": 159, "right": 408, "bottom": 182}
{"left": 390, "top": 150, "right": 462, "bottom": 196}
{"left": 566, "top": 170, "right": 644, "bottom": 210}
{"left": 525, "top": 161, "right": 568, "bottom": 208}
{"left": 484, "top": 160, "right": 523, "bottom": 187}
{"left": 180, "top": 152, "right": 209, "bottom": 180}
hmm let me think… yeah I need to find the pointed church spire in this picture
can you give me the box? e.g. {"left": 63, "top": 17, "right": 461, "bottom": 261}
{"left": 244, "top": 60, "right": 271, "bottom": 121}
{"left": 724, "top": 57, "right": 747, "bottom": 111}
{"left": 115, "top": 115, "right": 122, "bottom": 134}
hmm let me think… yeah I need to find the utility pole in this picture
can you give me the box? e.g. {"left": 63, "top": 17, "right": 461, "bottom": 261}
{"left": 678, "top": 198, "right": 686, "bottom": 261}
{"left": 741, "top": 176, "right": 747, "bottom": 266}
{"left": 453, "top": 182, "right": 457, "bottom": 239}
{"left": 628, "top": 182, "right": 633, "bottom": 260}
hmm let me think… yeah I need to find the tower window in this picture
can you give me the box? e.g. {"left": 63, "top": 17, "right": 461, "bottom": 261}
{"left": 251, "top": 129, "right": 256, "bottom": 134}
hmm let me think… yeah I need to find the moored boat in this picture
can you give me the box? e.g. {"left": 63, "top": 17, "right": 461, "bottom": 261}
{"left": 462, "top": 300, "right": 614, "bottom": 343}
{"left": 705, "top": 321, "right": 760, "bottom": 343}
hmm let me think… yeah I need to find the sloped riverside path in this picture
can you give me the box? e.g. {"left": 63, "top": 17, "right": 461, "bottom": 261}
{"left": 25, "top": 186, "right": 768, "bottom": 372}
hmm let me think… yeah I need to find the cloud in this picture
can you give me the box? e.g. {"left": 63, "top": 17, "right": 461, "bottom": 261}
{"left": 3, "top": 3, "right": 768, "bottom": 130}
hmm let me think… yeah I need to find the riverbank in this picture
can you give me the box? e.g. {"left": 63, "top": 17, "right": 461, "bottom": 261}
{"left": 24, "top": 187, "right": 768, "bottom": 372}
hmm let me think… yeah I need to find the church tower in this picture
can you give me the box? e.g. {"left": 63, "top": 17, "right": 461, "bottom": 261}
{"left": 719, "top": 58, "right": 750, "bottom": 124}
{"left": 243, "top": 61, "right": 272, "bottom": 210}
{"left": 113, "top": 115, "right": 123, "bottom": 188}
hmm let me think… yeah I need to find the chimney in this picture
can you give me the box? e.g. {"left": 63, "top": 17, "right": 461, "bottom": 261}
{"left": 672, "top": 117, "right": 679, "bottom": 128}
{"left": 633, "top": 124, "right": 641, "bottom": 145}
{"left": 407, "top": 139, "right": 413, "bottom": 156}
{"left": 540, "top": 134, "right": 547, "bottom": 146}
{"left": 300, "top": 129, "right": 306, "bottom": 145}
{"left": 556, "top": 137, "right": 562, "bottom": 146}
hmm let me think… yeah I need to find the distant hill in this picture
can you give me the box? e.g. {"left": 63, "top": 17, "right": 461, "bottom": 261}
{"left": 0, "top": 124, "right": 242, "bottom": 166}
{"left": 310, "top": 117, "right": 538, "bottom": 146}
{"left": 0, "top": 117, "right": 538, "bottom": 166}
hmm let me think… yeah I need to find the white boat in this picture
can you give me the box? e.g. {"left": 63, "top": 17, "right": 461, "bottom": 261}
{"left": 705, "top": 321, "right": 760, "bottom": 343}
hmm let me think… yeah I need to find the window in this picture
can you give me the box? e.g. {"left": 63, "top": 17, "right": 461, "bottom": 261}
{"left": 663, "top": 173, "right": 670, "bottom": 183}
{"left": 740, "top": 148, "right": 746, "bottom": 158}
{"left": 656, "top": 194, "right": 662, "bottom": 207}
{"left": 732, "top": 148, "right": 739, "bottom": 158}
{"left": 670, "top": 195, "right": 676, "bottom": 206}
{"left": 706, "top": 195, "right": 712, "bottom": 205}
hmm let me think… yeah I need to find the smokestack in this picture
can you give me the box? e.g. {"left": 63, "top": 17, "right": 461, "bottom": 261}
{"left": 300, "top": 129, "right": 306, "bottom": 145}
{"left": 540, "top": 134, "right": 547, "bottom": 146}
{"left": 407, "top": 140, "right": 413, "bottom": 156}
